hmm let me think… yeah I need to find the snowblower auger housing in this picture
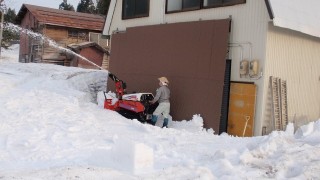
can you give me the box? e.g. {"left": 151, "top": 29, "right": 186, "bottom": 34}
{"left": 103, "top": 73, "right": 158, "bottom": 123}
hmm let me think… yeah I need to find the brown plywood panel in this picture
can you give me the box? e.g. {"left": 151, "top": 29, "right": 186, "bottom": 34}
{"left": 109, "top": 19, "right": 230, "bottom": 133}
{"left": 228, "top": 83, "right": 256, "bottom": 137}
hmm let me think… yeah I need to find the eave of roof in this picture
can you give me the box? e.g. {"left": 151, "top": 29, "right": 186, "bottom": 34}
{"left": 67, "top": 42, "right": 107, "bottom": 53}
{"left": 16, "top": 4, "right": 106, "bottom": 31}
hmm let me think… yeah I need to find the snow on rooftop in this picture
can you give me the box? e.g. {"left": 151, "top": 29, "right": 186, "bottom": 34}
{"left": 269, "top": 0, "right": 320, "bottom": 38}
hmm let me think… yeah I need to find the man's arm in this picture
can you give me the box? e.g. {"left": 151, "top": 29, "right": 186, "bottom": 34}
{"left": 150, "top": 88, "right": 162, "bottom": 104}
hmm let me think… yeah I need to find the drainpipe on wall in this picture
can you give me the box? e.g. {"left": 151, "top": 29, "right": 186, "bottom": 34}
{"left": 228, "top": 43, "right": 244, "bottom": 62}
{"left": 229, "top": 42, "right": 252, "bottom": 61}
{"left": 162, "top": 0, "right": 166, "bottom": 24}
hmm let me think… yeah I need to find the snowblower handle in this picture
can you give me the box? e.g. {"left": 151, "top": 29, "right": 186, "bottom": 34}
{"left": 108, "top": 73, "right": 126, "bottom": 99}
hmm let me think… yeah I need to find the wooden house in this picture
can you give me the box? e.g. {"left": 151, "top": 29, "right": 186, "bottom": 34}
{"left": 67, "top": 42, "right": 108, "bottom": 69}
{"left": 16, "top": 4, "right": 109, "bottom": 69}
{"left": 102, "top": 0, "right": 320, "bottom": 136}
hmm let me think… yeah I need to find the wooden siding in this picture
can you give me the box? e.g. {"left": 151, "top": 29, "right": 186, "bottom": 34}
{"left": 76, "top": 47, "right": 104, "bottom": 69}
{"left": 42, "top": 26, "right": 90, "bottom": 65}
{"left": 17, "top": 4, "right": 105, "bottom": 31}
{"left": 18, "top": 5, "right": 108, "bottom": 67}
{"left": 19, "top": 11, "right": 34, "bottom": 62}
{"left": 264, "top": 24, "right": 320, "bottom": 133}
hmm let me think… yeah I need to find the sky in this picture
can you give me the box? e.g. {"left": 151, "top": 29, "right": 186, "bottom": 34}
{"left": 0, "top": 44, "right": 320, "bottom": 179}
{"left": 6, "top": 0, "right": 80, "bottom": 12}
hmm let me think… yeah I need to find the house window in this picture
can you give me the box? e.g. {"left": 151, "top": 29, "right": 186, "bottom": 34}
{"left": 68, "top": 29, "right": 88, "bottom": 40}
{"left": 203, "top": 0, "right": 246, "bottom": 8}
{"left": 166, "top": 0, "right": 246, "bottom": 13}
{"left": 122, "top": 0, "right": 149, "bottom": 19}
{"left": 167, "top": 0, "right": 201, "bottom": 12}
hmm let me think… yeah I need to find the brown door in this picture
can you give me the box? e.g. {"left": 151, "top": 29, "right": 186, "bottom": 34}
{"left": 227, "top": 83, "right": 256, "bottom": 137}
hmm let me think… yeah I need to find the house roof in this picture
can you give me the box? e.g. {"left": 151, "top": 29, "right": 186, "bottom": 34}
{"left": 67, "top": 42, "right": 108, "bottom": 54}
{"left": 16, "top": 4, "right": 105, "bottom": 31}
{"left": 266, "top": 0, "right": 320, "bottom": 38}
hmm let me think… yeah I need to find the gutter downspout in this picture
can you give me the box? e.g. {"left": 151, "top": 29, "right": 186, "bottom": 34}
{"left": 162, "top": 0, "right": 166, "bottom": 24}
{"left": 228, "top": 44, "right": 244, "bottom": 63}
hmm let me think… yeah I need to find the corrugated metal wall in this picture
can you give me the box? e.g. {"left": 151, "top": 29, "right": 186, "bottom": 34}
{"left": 264, "top": 24, "right": 320, "bottom": 132}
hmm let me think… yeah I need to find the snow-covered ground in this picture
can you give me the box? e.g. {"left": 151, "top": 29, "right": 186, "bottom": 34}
{"left": 1, "top": 45, "right": 320, "bottom": 179}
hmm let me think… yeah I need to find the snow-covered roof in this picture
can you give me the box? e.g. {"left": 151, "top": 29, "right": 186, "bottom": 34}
{"left": 268, "top": 0, "right": 320, "bottom": 38}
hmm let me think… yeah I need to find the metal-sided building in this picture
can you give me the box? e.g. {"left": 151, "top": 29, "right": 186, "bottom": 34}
{"left": 16, "top": 4, "right": 109, "bottom": 69}
{"left": 102, "top": 0, "right": 320, "bottom": 136}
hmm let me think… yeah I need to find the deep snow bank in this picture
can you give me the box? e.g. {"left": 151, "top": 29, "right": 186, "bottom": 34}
{"left": 0, "top": 62, "right": 108, "bottom": 103}
{"left": 1, "top": 61, "right": 320, "bottom": 179}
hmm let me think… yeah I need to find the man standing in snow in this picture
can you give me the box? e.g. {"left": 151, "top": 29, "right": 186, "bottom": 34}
{"left": 149, "top": 77, "right": 170, "bottom": 128}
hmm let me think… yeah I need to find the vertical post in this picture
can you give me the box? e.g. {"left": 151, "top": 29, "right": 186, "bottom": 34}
{"left": 0, "top": 9, "right": 4, "bottom": 57}
{"left": 0, "top": 0, "right": 3, "bottom": 56}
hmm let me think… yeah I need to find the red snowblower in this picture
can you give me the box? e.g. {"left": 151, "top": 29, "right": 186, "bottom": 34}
{"left": 103, "top": 73, "right": 158, "bottom": 123}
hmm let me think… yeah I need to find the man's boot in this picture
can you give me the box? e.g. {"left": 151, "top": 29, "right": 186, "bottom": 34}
{"left": 162, "top": 118, "right": 168, "bottom": 128}
{"left": 151, "top": 115, "right": 158, "bottom": 126}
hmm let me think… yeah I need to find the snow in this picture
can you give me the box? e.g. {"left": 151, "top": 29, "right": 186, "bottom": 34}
{"left": 269, "top": 0, "right": 320, "bottom": 38}
{"left": 1, "top": 45, "right": 320, "bottom": 179}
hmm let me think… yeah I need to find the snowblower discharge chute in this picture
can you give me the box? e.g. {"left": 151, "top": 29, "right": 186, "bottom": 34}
{"left": 103, "top": 73, "right": 158, "bottom": 123}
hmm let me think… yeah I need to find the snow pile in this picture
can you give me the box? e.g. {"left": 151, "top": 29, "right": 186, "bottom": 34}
{"left": 170, "top": 114, "right": 214, "bottom": 133}
{"left": 0, "top": 44, "right": 19, "bottom": 62}
{"left": 110, "top": 136, "right": 154, "bottom": 174}
{"left": 0, "top": 45, "right": 320, "bottom": 179}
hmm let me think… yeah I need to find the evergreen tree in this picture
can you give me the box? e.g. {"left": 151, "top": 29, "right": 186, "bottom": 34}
{"left": 77, "top": 0, "right": 96, "bottom": 13}
{"left": 2, "top": 8, "right": 20, "bottom": 47}
{"left": 96, "top": 0, "right": 110, "bottom": 15}
{"left": 59, "top": 0, "right": 75, "bottom": 11}
{"left": 4, "top": 8, "right": 15, "bottom": 22}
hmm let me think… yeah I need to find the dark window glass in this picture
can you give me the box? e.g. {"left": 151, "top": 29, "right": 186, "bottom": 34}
{"left": 123, "top": 0, "right": 135, "bottom": 17}
{"left": 167, "top": 0, "right": 183, "bottom": 12}
{"left": 166, "top": 0, "right": 200, "bottom": 12}
{"left": 203, "top": 0, "right": 246, "bottom": 8}
{"left": 122, "top": 0, "right": 149, "bottom": 19}
{"left": 183, "top": 0, "right": 200, "bottom": 9}
{"left": 166, "top": 0, "right": 246, "bottom": 13}
{"left": 136, "top": 0, "right": 149, "bottom": 15}
{"left": 205, "top": 0, "right": 223, "bottom": 6}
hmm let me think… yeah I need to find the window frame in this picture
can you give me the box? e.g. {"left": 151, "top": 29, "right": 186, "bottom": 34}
{"left": 68, "top": 29, "right": 88, "bottom": 40}
{"left": 203, "top": 0, "right": 246, "bottom": 9}
{"left": 165, "top": 0, "right": 246, "bottom": 14}
{"left": 122, "top": 0, "right": 150, "bottom": 20}
{"left": 166, "top": 0, "right": 201, "bottom": 14}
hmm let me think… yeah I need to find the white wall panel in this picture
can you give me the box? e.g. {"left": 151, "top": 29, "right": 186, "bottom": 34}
{"left": 264, "top": 24, "right": 320, "bottom": 132}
